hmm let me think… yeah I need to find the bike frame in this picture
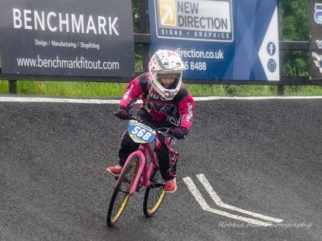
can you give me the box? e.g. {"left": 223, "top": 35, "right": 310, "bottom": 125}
{"left": 114, "top": 132, "right": 176, "bottom": 195}
{"left": 129, "top": 143, "right": 156, "bottom": 194}
{"left": 113, "top": 138, "right": 157, "bottom": 194}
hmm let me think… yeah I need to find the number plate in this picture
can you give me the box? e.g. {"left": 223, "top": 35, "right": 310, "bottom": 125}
{"left": 128, "top": 120, "right": 156, "bottom": 143}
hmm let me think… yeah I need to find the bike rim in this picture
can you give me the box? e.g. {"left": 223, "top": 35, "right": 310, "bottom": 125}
{"left": 147, "top": 189, "right": 166, "bottom": 214}
{"left": 110, "top": 194, "right": 131, "bottom": 225}
{"left": 109, "top": 158, "right": 139, "bottom": 225}
{"left": 144, "top": 169, "right": 166, "bottom": 216}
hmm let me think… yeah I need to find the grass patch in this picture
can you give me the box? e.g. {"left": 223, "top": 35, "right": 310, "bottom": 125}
{"left": 1, "top": 80, "right": 322, "bottom": 97}
{"left": 0, "top": 80, "right": 9, "bottom": 93}
{"left": 285, "top": 85, "right": 322, "bottom": 96}
{"left": 16, "top": 80, "right": 127, "bottom": 98}
{"left": 187, "top": 84, "right": 278, "bottom": 96}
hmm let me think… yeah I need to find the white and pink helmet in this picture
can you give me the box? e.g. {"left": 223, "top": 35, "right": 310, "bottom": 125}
{"left": 148, "top": 49, "right": 185, "bottom": 100}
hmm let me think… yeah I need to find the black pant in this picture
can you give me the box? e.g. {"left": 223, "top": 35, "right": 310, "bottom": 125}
{"left": 118, "top": 109, "right": 177, "bottom": 181}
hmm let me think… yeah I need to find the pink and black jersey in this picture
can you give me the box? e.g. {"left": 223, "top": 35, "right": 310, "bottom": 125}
{"left": 119, "top": 73, "right": 194, "bottom": 130}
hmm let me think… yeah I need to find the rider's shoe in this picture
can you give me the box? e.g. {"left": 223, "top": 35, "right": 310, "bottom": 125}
{"left": 164, "top": 178, "right": 177, "bottom": 193}
{"left": 106, "top": 165, "right": 123, "bottom": 176}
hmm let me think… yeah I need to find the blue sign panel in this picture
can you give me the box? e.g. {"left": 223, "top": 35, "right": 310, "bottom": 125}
{"left": 310, "top": 1, "right": 322, "bottom": 80}
{"left": 314, "top": 3, "right": 322, "bottom": 24}
{"left": 149, "top": 0, "right": 280, "bottom": 81}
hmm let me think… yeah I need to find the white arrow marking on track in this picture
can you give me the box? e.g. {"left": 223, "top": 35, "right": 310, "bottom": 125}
{"left": 196, "top": 174, "right": 283, "bottom": 223}
{"left": 183, "top": 175, "right": 283, "bottom": 227}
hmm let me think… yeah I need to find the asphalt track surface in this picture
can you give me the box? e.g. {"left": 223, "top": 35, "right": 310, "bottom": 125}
{"left": 1, "top": 98, "right": 322, "bottom": 241}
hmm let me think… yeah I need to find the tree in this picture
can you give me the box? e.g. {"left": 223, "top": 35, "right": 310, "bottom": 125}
{"left": 280, "top": 0, "right": 309, "bottom": 41}
{"left": 280, "top": 0, "right": 309, "bottom": 76}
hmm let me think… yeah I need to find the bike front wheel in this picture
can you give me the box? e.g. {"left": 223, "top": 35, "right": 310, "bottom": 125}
{"left": 143, "top": 169, "right": 166, "bottom": 217}
{"left": 107, "top": 155, "right": 140, "bottom": 227}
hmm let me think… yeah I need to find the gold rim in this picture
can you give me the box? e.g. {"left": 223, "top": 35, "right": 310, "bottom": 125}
{"left": 111, "top": 194, "right": 131, "bottom": 224}
{"left": 110, "top": 158, "right": 139, "bottom": 224}
{"left": 147, "top": 190, "right": 166, "bottom": 214}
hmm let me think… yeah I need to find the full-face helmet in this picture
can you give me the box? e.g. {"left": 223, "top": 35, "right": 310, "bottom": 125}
{"left": 148, "top": 49, "right": 185, "bottom": 100}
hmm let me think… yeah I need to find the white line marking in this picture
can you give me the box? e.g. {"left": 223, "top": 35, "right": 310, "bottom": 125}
{"left": 183, "top": 177, "right": 273, "bottom": 227}
{"left": 1, "top": 96, "right": 322, "bottom": 104}
{"left": 193, "top": 96, "right": 322, "bottom": 101}
{"left": 0, "top": 96, "right": 120, "bottom": 104}
{"left": 196, "top": 174, "right": 283, "bottom": 223}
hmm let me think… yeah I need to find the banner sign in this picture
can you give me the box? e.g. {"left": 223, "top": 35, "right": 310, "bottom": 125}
{"left": 310, "top": 0, "right": 322, "bottom": 80}
{"left": 0, "top": 0, "right": 134, "bottom": 77}
{"left": 155, "top": 0, "right": 233, "bottom": 42}
{"left": 149, "top": 0, "right": 280, "bottom": 81}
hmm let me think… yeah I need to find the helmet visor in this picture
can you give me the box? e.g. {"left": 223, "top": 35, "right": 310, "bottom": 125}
{"left": 157, "top": 73, "right": 180, "bottom": 89}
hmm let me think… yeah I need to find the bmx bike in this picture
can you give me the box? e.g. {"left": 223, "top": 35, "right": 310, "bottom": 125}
{"left": 107, "top": 118, "right": 178, "bottom": 227}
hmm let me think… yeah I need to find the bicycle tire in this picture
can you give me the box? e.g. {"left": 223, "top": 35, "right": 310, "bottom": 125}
{"left": 107, "top": 155, "right": 140, "bottom": 227}
{"left": 143, "top": 169, "right": 166, "bottom": 217}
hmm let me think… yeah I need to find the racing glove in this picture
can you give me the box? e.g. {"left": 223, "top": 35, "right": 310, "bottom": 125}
{"left": 170, "top": 127, "right": 188, "bottom": 140}
{"left": 115, "top": 107, "right": 130, "bottom": 120}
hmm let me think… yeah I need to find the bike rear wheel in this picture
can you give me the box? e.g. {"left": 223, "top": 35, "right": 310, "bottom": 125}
{"left": 107, "top": 156, "right": 140, "bottom": 227}
{"left": 143, "top": 169, "right": 166, "bottom": 217}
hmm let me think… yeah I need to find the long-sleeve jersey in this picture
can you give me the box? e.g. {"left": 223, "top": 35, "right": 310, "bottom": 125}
{"left": 119, "top": 73, "right": 194, "bottom": 130}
